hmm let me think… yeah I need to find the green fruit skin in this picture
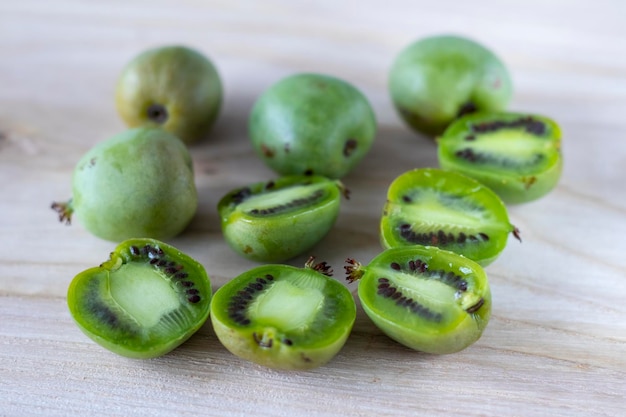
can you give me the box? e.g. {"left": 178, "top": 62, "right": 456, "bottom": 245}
{"left": 72, "top": 128, "right": 197, "bottom": 242}
{"left": 116, "top": 45, "right": 222, "bottom": 144}
{"left": 67, "top": 238, "right": 212, "bottom": 359}
{"left": 389, "top": 34, "right": 513, "bottom": 136}
{"left": 218, "top": 176, "right": 342, "bottom": 263}
{"left": 249, "top": 73, "right": 377, "bottom": 179}
{"left": 438, "top": 112, "right": 563, "bottom": 204}
{"left": 380, "top": 168, "right": 515, "bottom": 266}
{"left": 357, "top": 246, "right": 491, "bottom": 354}
{"left": 210, "top": 264, "right": 356, "bottom": 370}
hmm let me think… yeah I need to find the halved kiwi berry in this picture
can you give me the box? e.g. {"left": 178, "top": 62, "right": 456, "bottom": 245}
{"left": 346, "top": 246, "right": 491, "bottom": 354}
{"left": 438, "top": 111, "right": 562, "bottom": 204}
{"left": 380, "top": 168, "right": 519, "bottom": 266}
{"left": 218, "top": 175, "right": 347, "bottom": 262}
{"left": 67, "top": 238, "right": 211, "bottom": 359}
{"left": 210, "top": 257, "right": 356, "bottom": 370}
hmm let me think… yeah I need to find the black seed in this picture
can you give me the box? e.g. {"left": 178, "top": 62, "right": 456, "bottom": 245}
{"left": 181, "top": 281, "right": 194, "bottom": 288}
{"left": 188, "top": 295, "right": 201, "bottom": 303}
{"left": 458, "top": 233, "right": 467, "bottom": 243}
{"left": 466, "top": 298, "right": 485, "bottom": 314}
{"left": 468, "top": 235, "right": 478, "bottom": 242}
{"left": 400, "top": 223, "right": 411, "bottom": 231}
{"left": 186, "top": 289, "right": 200, "bottom": 295}
{"left": 390, "top": 262, "right": 401, "bottom": 271}
{"left": 257, "top": 277, "right": 267, "bottom": 285}
{"left": 252, "top": 282, "right": 263, "bottom": 291}
{"left": 130, "top": 246, "right": 140, "bottom": 256}
{"left": 304, "top": 169, "right": 313, "bottom": 176}
{"left": 158, "top": 260, "right": 167, "bottom": 266}
{"left": 245, "top": 286, "right": 257, "bottom": 294}
{"left": 283, "top": 338, "right": 293, "bottom": 346}
{"left": 382, "top": 287, "right": 396, "bottom": 298}
{"left": 402, "top": 195, "right": 412, "bottom": 203}
{"left": 391, "top": 291, "right": 402, "bottom": 300}
{"left": 378, "top": 277, "right": 389, "bottom": 283}
{"left": 438, "top": 230, "right": 447, "bottom": 244}
{"left": 465, "top": 135, "right": 476, "bottom": 141}
{"left": 409, "top": 260, "right": 416, "bottom": 271}
{"left": 265, "top": 274, "right": 274, "bottom": 281}
{"left": 250, "top": 209, "right": 259, "bottom": 214}
{"left": 266, "top": 181, "right": 275, "bottom": 189}
{"left": 165, "top": 267, "right": 177, "bottom": 274}
{"left": 479, "top": 232, "right": 489, "bottom": 241}
{"left": 150, "top": 258, "right": 159, "bottom": 265}
{"left": 175, "top": 272, "right": 188, "bottom": 279}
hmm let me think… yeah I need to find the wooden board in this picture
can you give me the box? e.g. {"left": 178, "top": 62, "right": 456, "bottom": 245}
{"left": 1, "top": 1, "right": 625, "bottom": 416}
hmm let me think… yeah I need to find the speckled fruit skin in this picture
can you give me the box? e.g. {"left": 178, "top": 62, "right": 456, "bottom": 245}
{"left": 249, "top": 73, "right": 377, "bottom": 179}
{"left": 115, "top": 45, "right": 222, "bottom": 144}
{"left": 71, "top": 128, "right": 197, "bottom": 241}
{"left": 389, "top": 34, "right": 513, "bottom": 136}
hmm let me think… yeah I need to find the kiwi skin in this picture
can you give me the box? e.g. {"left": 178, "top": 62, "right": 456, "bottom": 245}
{"left": 346, "top": 246, "right": 491, "bottom": 354}
{"left": 115, "top": 45, "right": 222, "bottom": 144}
{"left": 438, "top": 112, "right": 563, "bottom": 204}
{"left": 389, "top": 34, "right": 512, "bottom": 137}
{"left": 210, "top": 260, "right": 356, "bottom": 370}
{"left": 67, "top": 238, "right": 211, "bottom": 359}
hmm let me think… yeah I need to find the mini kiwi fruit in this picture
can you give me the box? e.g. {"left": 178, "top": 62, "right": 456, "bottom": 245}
{"left": 210, "top": 257, "right": 356, "bottom": 370}
{"left": 115, "top": 45, "right": 222, "bottom": 144}
{"left": 438, "top": 111, "right": 563, "bottom": 204}
{"left": 218, "top": 175, "right": 347, "bottom": 262}
{"left": 380, "top": 168, "right": 519, "bottom": 266}
{"left": 51, "top": 127, "right": 197, "bottom": 242}
{"left": 249, "top": 73, "right": 377, "bottom": 179}
{"left": 389, "top": 34, "right": 513, "bottom": 136}
{"left": 346, "top": 245, "right": 491, "bottom": 354}
{"left": 67, "top": 238, "right": 211, "bottom": 359}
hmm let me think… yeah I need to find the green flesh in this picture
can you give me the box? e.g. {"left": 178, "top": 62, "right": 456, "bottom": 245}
{"left": 249, "top": 73, "right": 377, "bottom": 179}
{"left": 210, "top": 264, "right": 356, "bottom": 370}
{"left": 67, "top": 238, "right": 211, "bottom": 359}
{"left": 218, "top": 175, "right": 342, "bottom": 262}
{"left": 380, "top": 168, "right": 514, "bottom": 266}
{"left": 354, "top": 246, "right": 490, "bottom": 354}
{"left": 438, "top": 112, "right": 563, "bottom": 204}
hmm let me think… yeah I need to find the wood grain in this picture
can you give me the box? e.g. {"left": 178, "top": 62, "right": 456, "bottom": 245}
{"left": 1, "top": 1, "right": 625, "bottom": 416}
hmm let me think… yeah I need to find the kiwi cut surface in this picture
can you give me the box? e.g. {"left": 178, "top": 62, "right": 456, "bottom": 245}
{"left": 218, "top": 175, "right": 345, "bottom": 262}
{"left": 438, "top": 112, "right": 562, "bottom": 204}
{"left": 346, "top": 245, "right": 491, "bottom": 354}
{"left": 210, "top": 258, "right": 356, "bottom": 370}
{"left": 380, "top": 168, "right": 518, "bottom": 266}
{"left": 67, "top": 238, "right": 211, "bottom": 359}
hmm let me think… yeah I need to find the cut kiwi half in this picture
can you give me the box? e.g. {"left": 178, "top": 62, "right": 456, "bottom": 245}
{"left": 380, "top": 168, "right": 519, "bottom": 266}
{"left": 67, "top": 238, "right": 211, "bottom": 359}
{"left": 218, "top": 175, "right": 347, "bottom": 262}
{"left": 438, "top": 112, "right": 562, "bottom": 204}
{"left": 210, "top": 257, "right": 356, "bottom": 370}
{"left": 346, "top": 245, "right": 491, "bottom": 354}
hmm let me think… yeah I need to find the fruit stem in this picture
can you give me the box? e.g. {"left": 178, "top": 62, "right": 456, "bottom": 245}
{"left": 512, "top": 227, "right": 522, "bottom": 242}
{"left": 304, "top": 256, "right": 333, "bottom": 276}
{"left": 51, "top": 199, "right": 74, "bottom": 225}
{"left": 344, "top": 258, "right": 364, "bottom": 283}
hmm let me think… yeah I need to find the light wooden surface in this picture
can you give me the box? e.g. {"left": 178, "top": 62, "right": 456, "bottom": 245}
{"left": 1, "top": 1, "right": 625, "bottom": 416}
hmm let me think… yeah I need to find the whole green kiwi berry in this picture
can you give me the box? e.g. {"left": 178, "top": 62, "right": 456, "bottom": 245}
{"left": 115, "top": 45, "right": 222, "bottom": 144}
{"left": 52, "top": 128, "right": 197, "bottom": 242}
{"left": 249, "top": 73, "right": 377, "bottom": 179}
{"left": 211, "top": 257, "right": 356, "bottom": 370}
{"left": 346, "top": 246, "right": 491, "bottom": 354}
{"left": 218, "top": 175, "right": 346, "bottom": 262}
{"left": 389, "top": 34, "right": 513, "bottom": 136}
{"left": 67, "top": 238, "right": 212, "bottom": 359}
{"left": 438, "top": 112, "right": 563, "bottom": 204}
{"left": 380, "top": 168, "right": 519, "bottom": 266}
